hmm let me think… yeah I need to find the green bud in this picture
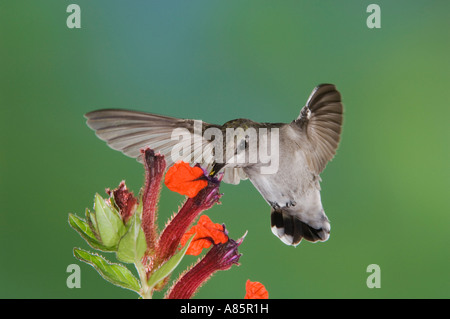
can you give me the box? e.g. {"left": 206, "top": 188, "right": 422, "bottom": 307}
{"left": 94, "top": 193, "right": 126, "bottom": 248}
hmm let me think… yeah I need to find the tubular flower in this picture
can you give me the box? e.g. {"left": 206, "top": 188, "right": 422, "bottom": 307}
{"left": 156, "top": 180, "right": 221, "bottom": 263}
{"left": 164, "top": 161, "right": 208, "bottom": 198}
{"left": 244, "top": 280, "right": 269, "bottom": 299}
{"left": 180, "top": 215, "right": 229, "bottom": 256}
{"left": 141, "top": 149, "right": 166, "bottom": 252}
{"left": 166, "top": 234, "right": 244, "bottom": 299}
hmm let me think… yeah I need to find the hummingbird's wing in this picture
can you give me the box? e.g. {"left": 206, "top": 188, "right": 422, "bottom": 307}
{"left": 85, "top": 109, "right": 220, "bottom": 169}
{"left": 294, "top": 84, "right": 343, "bottom": 174}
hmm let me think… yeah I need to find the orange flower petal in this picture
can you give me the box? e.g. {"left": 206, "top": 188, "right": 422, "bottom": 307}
{"left": 164, "top": 161, "right": 208, "bottom": 198}
{"left": 244, "top": 280, "right": 269, "bottom": 299}
{"left": 180, "top": 215, "right": 228, "bottom": 256}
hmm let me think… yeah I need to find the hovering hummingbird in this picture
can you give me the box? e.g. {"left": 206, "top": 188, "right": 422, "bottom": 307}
{"left": 85, "top": 84, "right": 343, "bottom": 246}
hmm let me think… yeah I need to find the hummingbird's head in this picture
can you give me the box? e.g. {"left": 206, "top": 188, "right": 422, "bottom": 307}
{"left": 222, "top": 119, "right": 254, "bottom": 157}
{"left": 235, "top": 130, "right": 248, "bottom": 152}
{"left": 224, "top": 128, "right": 248, "bottom": 158}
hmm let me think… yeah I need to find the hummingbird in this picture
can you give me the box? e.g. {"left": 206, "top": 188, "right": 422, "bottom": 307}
{"left": 85, "top": 84, "right": 343, "bottom": 246}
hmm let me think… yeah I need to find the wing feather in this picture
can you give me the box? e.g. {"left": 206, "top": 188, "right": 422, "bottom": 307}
{"left": 85, "top": 109, "right": 219, "bottom": 170}
{"left": 294, "top": 84, "right": 343, "bottom": 174}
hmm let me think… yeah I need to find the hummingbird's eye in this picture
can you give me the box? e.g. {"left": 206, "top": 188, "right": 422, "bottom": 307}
{"left": 238, "top": 138, "right": 247, "bottom": 151}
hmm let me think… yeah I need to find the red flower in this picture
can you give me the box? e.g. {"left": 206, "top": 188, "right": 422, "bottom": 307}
{"left": 166, "top": 236, "right": 244, "bottom": 299}
{"left": 156, "top": 158, "right": 222, "bottom": 264}
{"left": 180, "top": 215, "right": 229, "bottom": 256}
{"left": 244, "top": 280, "right": 269, "bottom": 299}
{"left": 156, "top": 183, "right": 221, "bottom": 263}
{"left": 141, "top": 149, "right": 166, "bottom": 251}
{"left": 164, "top": 161, "right": 208, "bottom": 198}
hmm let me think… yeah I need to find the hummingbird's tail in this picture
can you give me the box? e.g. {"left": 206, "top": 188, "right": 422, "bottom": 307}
{"left": 270, "top": 208, "right": 330, "bottom": 246}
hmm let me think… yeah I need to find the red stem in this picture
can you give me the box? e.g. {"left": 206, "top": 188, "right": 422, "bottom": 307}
{"left": 166, "top": 238, "right": 242, "bottom": 299}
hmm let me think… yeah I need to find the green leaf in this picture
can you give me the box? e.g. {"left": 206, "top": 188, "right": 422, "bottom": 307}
{"left": 68, "top": 213, "right": 116, "bottom": 252}
{"left": 94, "top": 193, "right": 126, "bottom": 248}
{"left": 73, "top": 248, "right": 140, "bottom": 293}
{"left": 116, "top": 213, "right": 147, "bottom": 263}
{"left": 147, "top": 234, "right": 195, "bottom": 290}
{"left": 85, "top": 208, "right": 98, "bottom": 234}
{"left": 68, "top": 213, "right": 97, "bottom": 241}
{"left": 69, "top": 214, "right": 117, "bottom": 251}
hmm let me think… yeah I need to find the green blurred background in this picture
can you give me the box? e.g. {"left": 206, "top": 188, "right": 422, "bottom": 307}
{"left": 1, "top": 0, "right": 449, "bottom": 299}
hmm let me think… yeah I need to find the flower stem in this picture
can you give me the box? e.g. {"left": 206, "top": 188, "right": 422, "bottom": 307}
{"left": 136, "top": 261, "right": 152, "bottom": 299}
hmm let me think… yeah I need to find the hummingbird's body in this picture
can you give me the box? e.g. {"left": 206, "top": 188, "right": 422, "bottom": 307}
{"left": 244, "top": 123, "right": 330, "bottom": 245}
{"left": 85, "top": 84, "right": 343, "bottom": 246}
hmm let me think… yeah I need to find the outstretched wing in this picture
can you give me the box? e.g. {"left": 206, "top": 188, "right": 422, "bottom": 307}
{"left": 294, "top": 84, "right": 343, "bottom": 174}
{"left": 85, "top": 109, "right": 219, "bottom": 169}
